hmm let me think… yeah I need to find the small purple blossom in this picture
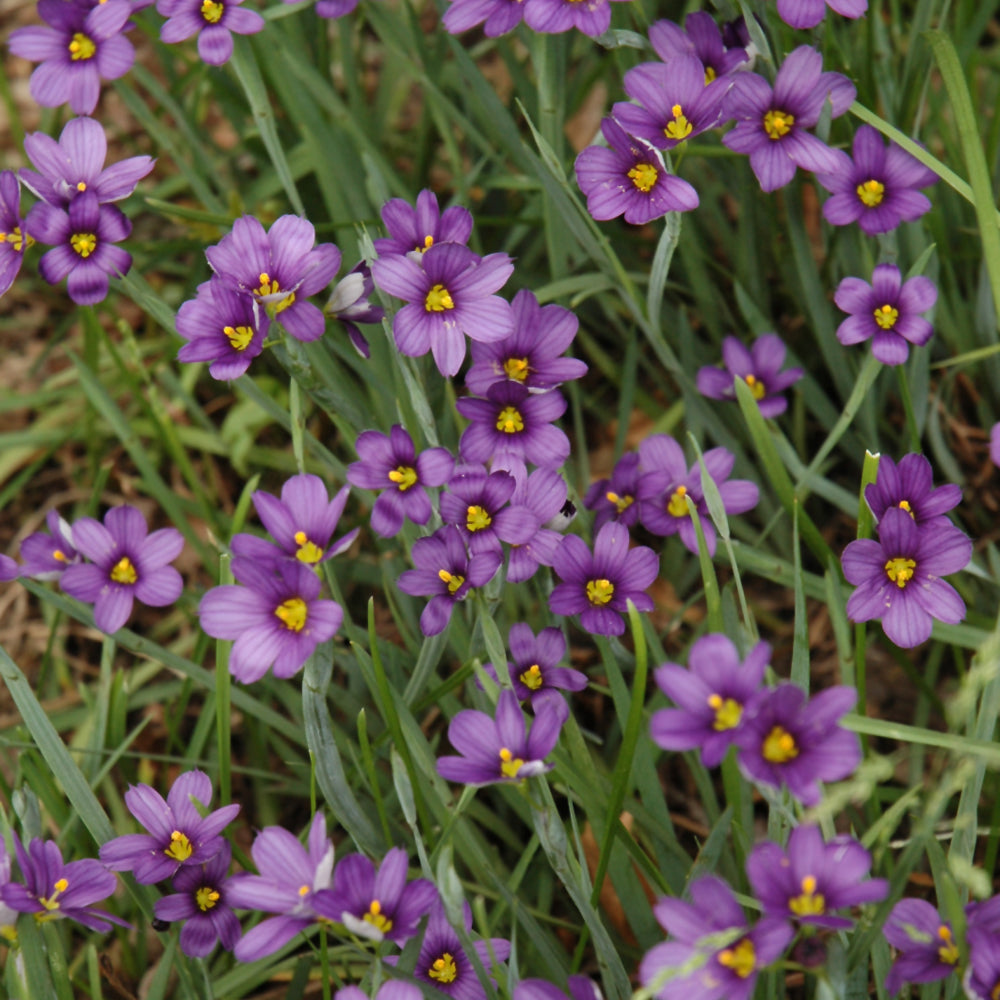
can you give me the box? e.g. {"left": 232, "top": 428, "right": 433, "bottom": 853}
{"left": 157, "top": 0, "right": 265, "bottom": 66}
{"left": 648, "top": 13, "right": 749, "bottom": 82}
{"left": 746, "top": 825, "right": 887, "bottom": 929}
{"left": 9, "top": 0, "right": 135, "bottom": 115}
{"left": 777, "top": 0, "right": 867, "bottom": 29}
{"left": 347, "top": 425, "right": 455, "bottom": 538}
{"left": 696, "top": 334, "right": 804, "bottom": 418}
{"left": 842, "top": 507, "right": 971, "bottom": 647}
{"left": 721, "top": 46, "right": 856, "bottom": 192}
{"left": 514, "top": 977, "right": 602, "bottom": 1000}
{"left": 1, "top": 171, "right": 33, "bottom": 299}
{"left": 0, "top": 848, "right": 17, "bottom": 940}
{"left": 312, "top": 847, "right": 438, "bottom": 945}
{"left": 735, "top": 683, "right": 861, "bottom": 806}
{"left": 964, "top": 927, "right": 1000, "bottom": 1000}
{"left": 228, "top": 813, "right": 335, "bottom": 961}
{"left": 339, "top": 985, "right": 422, "bottom": 1000}
{"left": 506, "top": 467, "right": 569, "bottom": 583}
{"left": 548, "top": 522, "right": 658, "bottom": 637}
{"left": 13, "top": 509, "right": 81, "bottom": 581}
{"left": 27, "top": 189, "right": 132, "bottom": 305}
{"left": 584, "top": 452, "right": 642, "bottom": 532}
{"left": 314, "top": 0, "right": 359, "bottom": 15}
{"left": 523, "top": 0, "right": 630, "bottom": 37}
{"left": 439, "top": 466, "right": 535, "bottom": 556}
{"left": 199, "top": 557, "right": 344, "bottom": 682}
{"left": 991, "top": 423, "right": 1000, "bottom": 467}
{"left": 864, "top": 453, "right": 962, "bottom": 525}
{"left": 155, "top": 842, "right": 241, "bottom": 958}
{"left": 59, "top": 504, "right": 184, "bottom": 633}
{"left": 883, "top": 899, "right": 960, "bottom": 995}
{"left": 442, "top": 0, "right": 526, "bottom": 37}
{"left": 396, "top": 526, "right": 502, "bottom": 636}
{"left": 575, "top": 118, "right": 699, "bottom": 226}
{"left": 650, "top": 634, "right": 769, "bottom": 768}
{"left": 20, "top": 116, "right": 154, "bottom": 208}
{"left": 817, "top": 125, "right": 938, "bottom": 235}
{"left": 372, "top": 242, "right": 514, "bottom": 378}
{"left": 484, "top": 623, "right": 587, "bottom": 703}
{"left": 373, "top": 189, "right": 473, "bottom": 260}
{"left": 834, "top": 263, "right": 937, "bottom": 366}
{"left": 99, "top": 769, "right": 240, "bottom": 884}
{"left": 326, "top": 261, "right": 385, "bottom": 358}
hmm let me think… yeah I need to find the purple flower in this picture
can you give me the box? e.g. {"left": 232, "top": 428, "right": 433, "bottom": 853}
{"left": 99, "top": 769, "right": 240, "bottom": 884}
{"left": 0, "top": 848, "right": 18, "bottom": 940}
{"left": 312, "top": 847, "right": 438, "bottom": 945}
{"left": 465, "top": 289, "right": 587, "bottom": 396}
{"left": 456, "top": 382, "right": 571, "bottom": 483}
{"left": 863, "top": 453, "right": 962, "bottom": 525}
{"left": 325, "top": 261, "right": 385, "bottom": 358}
{"left": 397, "top": 526, "right": 502, "bottom": 636}
{"left": 514, "top": 977, "right": 602, "bottom": 1000}
{"left": 157, "top": 0, "right": 265, "bottom": 66}
{"left": 27, "top": 189, "right": 132, "bottom": 304}
{"left": 746, "top": 825, "right": 887, "bottom": 930}
{"left": 883, "top": 899, "right": 959, "bottom": 995}
{"left": 834, "top": 263, "right": 937, "bottom": 366}
{"left": 842, "top": 507, "right": 971, "bottom": 647}
{"left": 2, "top": 835, "right": 127, "bottom": 933}
{"left": 574, "top": 117, "right": 699, "bottom": 226}
{"left": 637, "top": 435, "right": 759, "bottom": 558}
{"left": 721, "top": 46, "right": 856, "bottom": 192}
{"left": 228, "top": 813, "right": 335, "bottom": 961}
{"left": 230, "top": 475, "right": 358, "bottom": 569}
{"left": 339, "top": 985, "right": 422, "bottom": 1000}
{"left": 584, "top": 452, "right": 642, "bottom": 532}
{"left": 735, "top": 683, "right": 861, "bottom": 806}
{"left": 155, "top": 842, "right": 241, "bottom": 958}
{"left": 372, "top": 242, "right": 514, "bottom": 378}
{"left": 8, "top": 0, "right": 135, "bottom": 114}
{"left": 614, "top": 56, "right": 731, "bottom": 151}
{"left": 439, "top": 466, "right": 535, "bottom": 556}
{"left": 695, "top": 334, "right": 804, "bottom": 418}
{"left": 59, "top": 504, "right": 184, "bottom": 633}
{"left": 199, "top": 557, "right": 344, "bottom": 682}
{"left": 314, "top": 0, "right": 359, "bottom": 16}
{"left": 964, "top": 927, "right": 1000, "bottom": 1000}
{"left": 991, "top": 422, "right": 1000, "bottom": 467}
{"left": 483, "top": 623, "right": 587, "bottom": 704}
{"left": 776, "top": 0, "right": 867, "bottom": 29}
{"left": 13, "top": 509, "right": 81, "bottom": 580}
{"left": 817, "top": 125, "right": 938, "bottom": 235}
{"left": 523, "top": 0, "right": 630, "bottom": 37}
{"left": 650, "top": 634, "right": 769, "bottom": 768}
{"left": 176, "top": 278, "right": 270, "bottom": 380}
{"left": 548, "top": 522, "right": 658, "bottom": 637}
{"left": 648, "top": 13, "right": 749, "bottom": 82}
{"left": 414, "top": 903, "right": 511, "bottom": 1000}
{"left": 20, "top": 116, "right": 154, "bottom": 208}
{"left": 639, "top": 876, "right": 793, "bottom": 1000}
{"left": 1, "top": 171, "right": 33, "bottom": 299}
{"left": 205, "top": 214, "right": 341, "bottom": 342}
{"left": 442, "top": 0, "right": 526, "bottom": 37}
{"left": 373, "top": 189, "right": 473, "bottom": 260}
{"left": 506, "top": 467, "right": 569, "bottom": 583}
{"left": 347, "top": 425, "right": 455, "bottom": 538}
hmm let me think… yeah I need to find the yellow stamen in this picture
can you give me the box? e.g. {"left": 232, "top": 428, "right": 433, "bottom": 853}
{"left": 165, "top": 830, "right": 193, "bottom": 862}
{"left": 704, "top": 66, "right": 717, "bottom": 84}
{"left": 664, "top": 104, "right": 693, "bottom": 141}
{"left": 707, "top": 693, "right": 742, "bottom": 731}
{"left": 717, "top": 938, "right": 756, "bottom": 979}
{"left": 224, "top": 324, "right": 254, "bottom": 351}
{"left": 425, "top": 283, "right": 454, "bottom": 312}
{"left": 667, "top": 485, "right": 689, "bottom": 518}
{"left": 466, "top": 505, "right": 492, "bottom": 532}
{"left": 416, "top": 234, "right": 434, "bottom": 253}
{"left": 0, "top": 227, "right": 31, "bottom": 252}
{"left": 53, "top": 549, "right": 68, "bottom": 562}
{"left": 884, "top": 556, "right": 916, "bottom": 588}
{"left": 763, "top": 109, "right": 794, "bottom": 140}
{"left": 438, "top": 569, "right": 464, "bottom": 595}
{"left": 762, "top": 725, "right": 798, "bottom": 763}
{"left": 429, "top": 954, "right": 458, "bottom": 984}
{"left": 789, "top": 875, "right": 826, "bottom": 917}
{"left": 856, "top": 179, "right": 885, "bottom": 207}
{"left": 744, "top": 374, "right": 766, "bottom": 400}
{"left": 499, "top": 746, "right": 525, "bottom": 779}
{"left": 255, "top": 272, "right": 295, "bottom": 312}
{"left": 201, "top": 0, "right": 224, "bottom": 22}
{"left": 388, "top": 465, "right": 418, "bottom": 491}
{"left": 495, "top": 406, "right": 524, "bottom": 434}
{"left": 606, "top": 491, "right": 633, "bottom": 514}
{"left": 299, "top": 884, "right": 310, "bottom": 897}
{"left": 873, "top": 304, "right": 899, "bottom": 330}
{"left": 68, "top": 32, "right": 97, "bottom": 60}
{"left": 293, "top": 530, "right": 324, "bottom": 564}
{"left": 364, "top": 899, "right": 393, "bottom": 933}
{"left": 195, "top": 886, "right": 220, "bottom": 911}
{"left": 503, "top": 357, "right": 530, "bottom": 382}
{"left": 938, "top": 925, "right": 959, "bottom": 965}
{"left": 109, "top": 556, "right": 138, "bottom": 585}
{"left": 275, "top": 597, "right": 308, "bottom": 632}
{"left": 70, "top": 232, "right": 97, "bottom": 258}
{"left": 38, "top": 877, "right": 70, "bottom": 914}
{"left": 586, "top": 578, "right": 614, "bottom": 606}
{"left": 77, "top": 181, "right": 87, "bottom": 192}
{"left": 898, "top": 499, "right": 915, "bottom": 520}
{"left": 520, "top": 664, "right": 543, "bottom": 691}
{"left": 627, "top": 163, "right": 658, "bottom": 193}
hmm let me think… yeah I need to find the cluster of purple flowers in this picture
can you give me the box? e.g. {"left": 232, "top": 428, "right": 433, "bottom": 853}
{"left": 650, "top": 634, "right": 861, "bottom": 805}
{"left": 842, "top": 453, "right": 970, "bottom": 647}
{"left": 0, "top": 503, "right": 183, "bottom": 634}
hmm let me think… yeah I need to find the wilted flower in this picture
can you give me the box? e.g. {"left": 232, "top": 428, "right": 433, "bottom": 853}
{"left": 325, "top": 261, "right": 385, "bottom": 358}
{"left": 156, "top": 0, "right": 265, "bottom": 66}
{"left": 696, "top": 334, "right": 803, "bottom": 418}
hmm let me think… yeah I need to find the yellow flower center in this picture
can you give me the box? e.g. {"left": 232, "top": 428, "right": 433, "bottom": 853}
{"left": 0, "top": 227, "right": 32, "bottom": 253}
{"left": 38, "top": 877, "right": 70, "bottom": 913}
{"left": 627, "top": 163, "right": 658, "bottom": 193}
{"left": 762, "top": 725, "right": 799, "bottom": 763}
{"left": 224, "top": 324, "right": 254, "bottom": 351}
{"left": 873, "top": 304, "right": 899, "bottom": 330}
{"left": 109, "top": 556, "right": 138, "bottom": 585}
{"left": 70, "top": 232, "right": 97, "bottom": 258}
{"left": 165, "top": 830, "right": 193, "bottom": 862}
{"left": 938, "top": 925, "right": 959, "bottom": 965}
{"left": 77, "top": 181, "right": 87, "bottom": 191}
{"left": 499, "top": 746, "right": 525, "bottom": 779}
{"left": 586, "top": 578, "right": 614, "bottom": 606}
{"left": 496, "top": 406, "right": 524, "bottom": 434}
{"left": 717, "top": 938, "right": 756, "bottom": 979}
{"left": 466, "top": 505, "right": 492, "bottom": 532}
{"left": 789, "top": 875, "right": 826, "bottom": 917}
{"left": 275, "top": 597, "right": 308, "bottom": 631}
{"left": 429, "top": 953, "right": 458, "bottom": 984}
{"left": 387, "top": 465, "right": 418, "bottom": 491}
{"left": 255, "top": 272, "right": 296, "bottom": 312}
{"left": 763, "top": 109, "right": 795, "bottom": 140}
{"left": 201, "top": 0, "right": 224, "bottom": 21}
{"left": 856, "top": 179, "right": 885, "bottom": 207}
{"left": 438, "top": 569, "right": 465, "bottom": 595}
{"left": 416, "top": 234, "right": 434, "bottom": 253}
{"left": 606, "top": 491, "right": 633, "bottom": 514}
{"left": 425, "top": 283, "right": 455, "bottom": 312}
{"left": 744, "top": 374, "right": 766, "bottom": 400}
{"left": 363, "top": 899, "right": 393, "bottom": 933}
{"left": 885, "top": 556, "right": 916, "bottom": 588}
{"left": 196, "top": 886, "right": 221, "bottom": 911}
{"left": 704, "top": 66, "right": 717, "bottom": 84}
{"left": 898, "top": 499, "right": 915, "bottom": 519}
{"left": 520, "top": 664, "right": 543, "bottom": 690}
{"left": 294, "top": 530, "right": 324, "bottom": 564}
{"left": 68, "top": 32, "right": 97, "bottom": 60}
{"left": 664, "top": 104, "right": 693, "bottom": 141}
{"left": 667, "top": 485, "right": 689, "bottom": 518}
{"left": 707, "top": 693, "right": 743, "bottom": 732}
{"left": 503, "top": 356, "right": 530, "bottom": 381}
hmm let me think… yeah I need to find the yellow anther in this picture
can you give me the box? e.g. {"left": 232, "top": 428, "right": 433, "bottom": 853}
{"left": 53, "top": 549, "right": 67, "bottom": 562}
{"left": 38, "top": 877, "right": 69, "bottom": 913}
{"left": 884, "top": 556, "right": 916, "bottom": 588}
{"left": 627, "top": 163, "right": 658, "bottom": 193}
{"left": 763, "top": 109, "right": 794, "bottom": 140}
{"left": 438, "top": 569, "right": 465, "bottom": 595}
{"left": 704, "top": 66, "right": 717, "bottom": 84}
{"left": 294, "top": 531, "right": 324, "bottom": 564}
{"left": 388, "top": 465, "right": 418, "bottom": 491}
{"left": 364, "top": 898, "right": 393, "bottom": 933}
{"left": 789, "top": 875, "right": 826, "bottom": 917}
{"left": 224, "top": 324, "right": 254, "bottom": 350}
{"left": 495, "top": 406, "right": 524, "bottom": 434}
{"left": 466, "top": 505, "right": 492, "bottom": 532}
{"left": 0, "top": 227, "right": 31, "bottom": 252}
{"left": 429, "top": 954, "right": 458, "bottom": 984}
{"left": 109, "top": 556, "right": 138, "bottom": 585}
{"left": 68, "top": 32, "right": 97, "bottom": 60}
{"left": 299, "top": 884, "right": 310, "bottom": 897}
{"left": 520, "top": 664, "right": 543, "bottom": 690}
{"left": 938, "top": 925, "right": 959, "bottom": 965}
{"left": 717, "top": 939, "right": 756, "bottom": 979}
{"left": 667, "top": 485, "right": 689, "bottom": 518}
{"left": 707, "top": 693, "right": 743, "bottom": 731}
{"left": 77, "top": 181, "right": 87, "bottom": 191}
{"left": 499, "top": 747, "right": 525, "bottom": 779}
{"left": 417, "top": 234, "right": 434, "bottom": 252}
{"left": 762, "top": 725, "right": 798, "bottom": 763}
{"left": 165, "top": 830, "right": 193, "bottom": 862}
{"left": 585, "top": 578, "right": 614, "bottom": 606}
{"left": 70, "top": 232, "right": 97, "bottom": 258}
{"left": 195, "top": 886, "right": 221, "bottom": 911}
{"left": 425, "top": 283, "right": 455, "bottom": 312}
{"left": 275, "top": 597, "right": 308, "bottom": 632}
{"left": 744, "top": 374, "right": 766, "bottom": 400}
{"left": 503, "top": 356, "right": 530, "bottom": 381}
{"left": 201, "top": 0, "right": 224, "bottom": 22}
{"left": 665, "top": 105, "right": 693, "bottom": 141}
{"left": 873, "top": 303, "right": 899, "bottom": 330}
{"left": 856, "top": 179, "right": 885, "bottom": 207}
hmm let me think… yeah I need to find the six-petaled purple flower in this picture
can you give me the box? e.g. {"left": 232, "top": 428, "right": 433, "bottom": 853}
{"left": 156, "top": 0, "right": 265, "bottom": 67}
{"left": 696, "top": 334, "right": 804, "bottom": 418}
